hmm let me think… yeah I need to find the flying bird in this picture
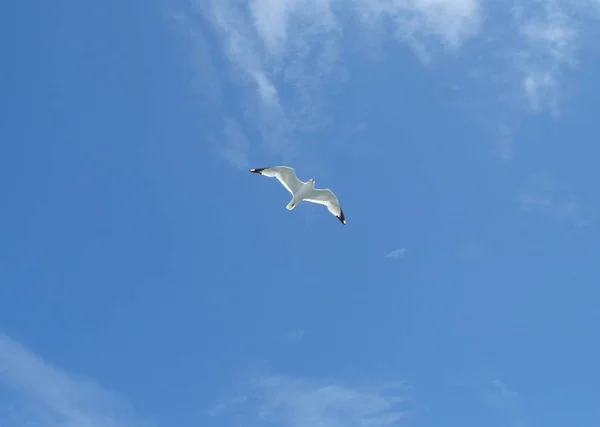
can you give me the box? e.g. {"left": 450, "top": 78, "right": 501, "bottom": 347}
{"left": 249, "top": 166, "right": 346, "bottom": 224}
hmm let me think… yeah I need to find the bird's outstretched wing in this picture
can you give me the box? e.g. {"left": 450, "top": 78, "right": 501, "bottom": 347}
{"left": 249, "top": 166, "right": 304, "bottom": 195}
{"left": 304, "top": 188, "right": 346, "bottom": 225}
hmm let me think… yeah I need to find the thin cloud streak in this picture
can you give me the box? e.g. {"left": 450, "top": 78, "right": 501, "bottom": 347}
{"left": 453, "top": 371, "right": 524, "bottom": 427}
{"left": 487, "top": 379, "right": 523, "bottom": 427}
{"left": 0, "top": 332, "right": 149, "bottom": 427}
{"left": 251, "top": 375, "right": 407, "bottom": 427}
{"left": 461, "top": 243, "right": 484, "bottom": 259}
{"left": 282, "top": 329, "right": 306, "bottom": 341}
{"left": 186, "top": 0, "right": 483, "bottom": 160}
{"left": 180, "top": 0, "right": 600, "bottom": 163}
{"left": 514, "top": 0, "right": 580, "bottom": 113}
{"left": 516, "top": 172, "right": 589, "bottom": 228}
{"left": 385, "top": 248, "right": 407, "bottom": 259}
{"left": 218, "top": 118, "right": 250, "bottom": 170}
{"left": 209, "top": 374, "right": 408, "bottom": 427}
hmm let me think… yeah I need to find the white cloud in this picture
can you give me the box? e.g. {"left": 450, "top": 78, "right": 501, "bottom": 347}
{"left": 178, "top": 0, "right": 600, "bottom": 163}
{"left": 183, "top": 0, "right": 483, "bottom": 161}
{"left": 489, "top": 379, "right": 519, "bottom": 409}
{"left": 484, "top": 379, "right": 523, "bottom": 427}
{"left": 282, "top": 329, "right": 307, "bottom": 341}
{"left": 513, "top": 0, "right": 580, "bottom": 113}
{"left": 385, "top": 248, "right": 407, "bottom": 259}
{"left": 170, "top": 11, "right": 222, "bottom": 108}
{"left": 355, "top": 0, "right": 482, "bottom": 62}
{"left": 210, "top": 374, "right": 408, "bottom": 427}
{"left": 218, "top": 118, "right": 251, "bottom": 169}
{"left": 516, "top": 172, "right": 589, "bottom": 228}
{"left": 461, "top": 243, "right": 483, "bottom": 259}
{"left": 0, "top": 332, "right": 149, "bottom": 427}
{"left": 453, "top": 372, "right": 523, "bottom": 427}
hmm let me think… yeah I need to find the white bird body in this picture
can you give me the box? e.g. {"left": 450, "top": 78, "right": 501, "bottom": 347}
{"left": 249, "top": 166, "right": 346, "bottom": 225}
{"left": 286, "top": 178, "right": 315, "bottom": 210}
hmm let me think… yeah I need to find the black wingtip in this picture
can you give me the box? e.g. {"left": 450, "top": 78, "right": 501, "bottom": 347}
{"left": 337, "top": 210, "right": 346, "bottom": 225}
{"left": 249, "top": 167, "right": 267, "bottom": 174}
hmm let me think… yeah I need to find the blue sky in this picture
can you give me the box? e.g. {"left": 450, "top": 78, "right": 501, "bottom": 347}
{"left": 1, "top": 0, "right": 600, "bottom": 426}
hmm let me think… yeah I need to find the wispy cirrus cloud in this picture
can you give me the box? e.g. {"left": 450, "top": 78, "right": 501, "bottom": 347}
{"left": 513, "top": 0, "right": 580, "bottom": 113}
{"left": 483, "top": 379, "right": 523, "bottom": 427}
{"left": 0, "top": 332, "right": 149, "bottom": 427}
{"left": 209, "top": 374, "right": 409, "bottom": 427}
{"left": 181, "top": 0, "right": 483, "bottom": 161}
{"left": 178, "top": 0, "right": 600, "bottom": 163}
{"left": 516, "top": 171, "right": 589, "bottom": 228}
{"left": 355, "top": 0, "right": 482, "bottom": 63}
{"left": 281, "top": 329, "right": 306, "bottom": 341}
{"left": 385, "top": 248, "right": 407, "bottom": 259}
{"left": 453, "top": 371, "right": 523, "bottom": 427}
{"left": 217, "top": 118, "right": 250, "bottom": 169}
{"left": 460, "top": 1, "right": 598, "bottom": 154}
{"left": 460, "top": 242, "right": 484, "bottom": 259}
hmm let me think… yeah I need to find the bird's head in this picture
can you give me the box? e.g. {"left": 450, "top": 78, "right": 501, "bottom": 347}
{"left": 310, "top": 178, "right": 315, "bottom": 183}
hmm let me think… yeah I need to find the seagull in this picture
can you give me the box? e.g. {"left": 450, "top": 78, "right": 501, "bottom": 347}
{"left": 249, "top": 166, "right": 346, "bottom": 225}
